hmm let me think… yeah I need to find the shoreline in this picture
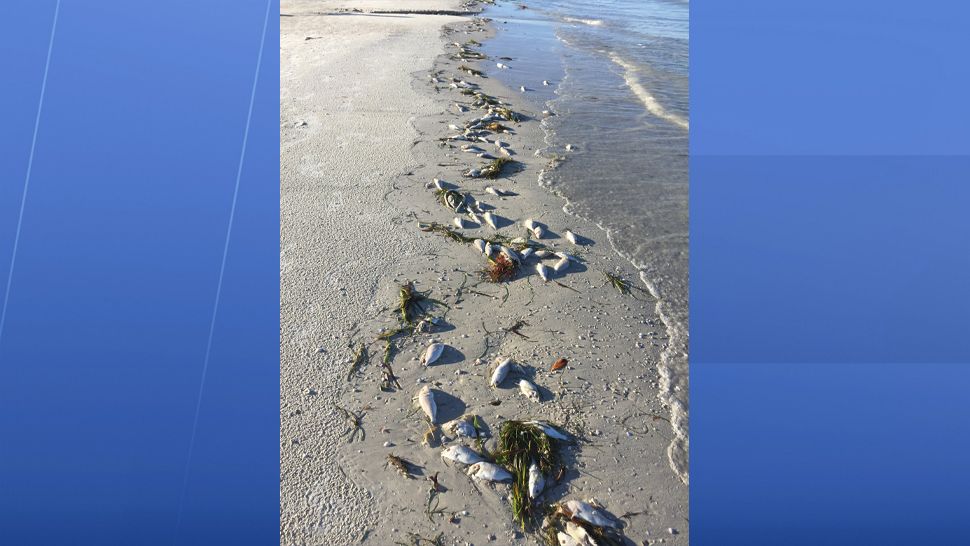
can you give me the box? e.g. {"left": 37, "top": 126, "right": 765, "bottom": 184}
{"left": 281, "top": 2, "right": 688, "bottom": 544}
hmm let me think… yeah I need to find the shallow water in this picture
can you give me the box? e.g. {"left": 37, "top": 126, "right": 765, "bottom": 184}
{"left": 482, "top": 0, "right": 690, "bottom": 480}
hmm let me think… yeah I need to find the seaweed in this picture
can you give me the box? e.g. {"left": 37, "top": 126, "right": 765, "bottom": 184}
{"left": 603, "top": 271, "right": 654, "bottom": 299}
{"left": 480, "top": 157, "right": 514, "bottom": 179}
{"left": 495, "top": 420, "right": 561, "bottom": 529}
{"left": 484, "top": 253, "right": 518, "bottom": 283}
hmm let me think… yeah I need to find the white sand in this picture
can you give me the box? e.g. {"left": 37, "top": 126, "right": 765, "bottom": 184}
{"left": 281, "top": 2, "right": 688, "bottom": 544}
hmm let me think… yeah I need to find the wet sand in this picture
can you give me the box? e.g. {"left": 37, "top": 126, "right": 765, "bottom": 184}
{"left": 280, "top": 2, "right": 688, "bottom": 544}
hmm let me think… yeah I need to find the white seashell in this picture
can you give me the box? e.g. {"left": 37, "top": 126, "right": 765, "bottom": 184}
{"left": 532, "top": 225, "right": 546, "bottom": 239}
{"left": 490, "top": 357, "right": 512, "bottom": 387}
{"left": 483, "top": 212, "right": 498, "bottom": 229}
{"left": 519, "top": 379, "right": 541, "bottom": 402}
{"left": 561, "top": 500, "right": 620, "bottom": 529}
{"left": 543, "top": 80, "right": 550, "bottom": 86}
{"left": 417, "top": 385, "right": 437, "bottom": 424}
{"left": 522, "top": 218, "right": 537, "bottom": 231}
{"left": 528, "top": 461, "right": 545, "bottom": 499}
{"left": 535, "top": 263, "right": 550, "bottom": 282}
{"left": 441, "top": 445, "right": 485, "bottom": 465}
{"left": 485, "top": 186, "right": 500, "bottom": 196}
{"left": 445, "top": 417, "right": 478, "bottom": 439}
{"left": 526, "top": 421, "right": 570, "bottom": 441}
{"left": 467, "top": 462, "right": 513, "bottom": 482}
{"left": 421, "top": 342, "right": 445, "bottom": 366}
{"left": 473, "top": 239, "right": 487, "bottom": 254}
{"left": 565, "top": 144, "right": 574, "bottom": 151}
{"left": 519, "top": 247, "right": 534, "bottom": 260}
{"left": 453, "top": 217, "right": 465, "bottom": 229}
{"left": 564, "top": 230, "right": 578, "bottom": 245}
{"left": 552, "top": 256, "right": 570, "bottom": 273}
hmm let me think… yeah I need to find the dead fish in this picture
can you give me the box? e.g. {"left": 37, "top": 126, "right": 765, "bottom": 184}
{"left": 510, "top": 236, "right": 528, "bottom": 244}
{"left": 467, "top": 211, "right": 482, "bottom": 224}
{"left": 543, "top": 80, "right": 550, "bottom": 86}
{"left": 563, "top": 522, "right": 596, "bottom": 545}
{"left": 519, "top": 379, "right": 540, "bottom": 402}
{"left": 526, "top": 421, "right": 570, "bottom": 441}
{"left": 564, "top": 230, "right": 579, "bottom": 245}
{"left": 444, "top": 415, "right": 478, "bottom": 439}
{"left": 441, "top": 445, "right": 485, "bottom": 465}
{"left": 552, "top": 256, "right": 570, "bottom": 273}
{"left": 421, "top": 342, "right": 445, "bottom": 366}
{"left": 417, "top": 385, "right": 437, "bottom": 424}
{"left": 533, "top": 249, "right": 554, "bottom": 258}
{"left": 454, "top": 103, "right": 468, "bottom": 112}
{"left": 535, "top": 263, "right": 550, "bottom": 282}
{"left": 484, "top": 186, "right": 501, "bottom": 196}
{"left": 496, "top": 62, "right": 509, "bottom": 69}
{"left": 559, "top": 500, "right": 621, "bottom": 529}
{"left": 484, "top": 242, "right": 494, "bottom": 256}
{"left": 528, "top": 461, "right": 545, "bottom": 499}
{"left": 453, "top": 217, "right": 466, "bottom": 229}
{"left": 499, "top": 245, "right": 520, "bottom": 263}
{"left": 519, "top": 85, "right": 527, "bottom": 92}
{"left": 448, "top": 123, "right": 461, "bottom": 131}
{"left": 532, "top": 225, "right": 546, "bottom": 239}
{"left": 490, "top": 357, "right": 512, "bottom": 387}
{"left": 565, "top": 144, "right": 574, "bottom": 151}
{"left": 477, "top": 152, "right": 496, "bottom": 160}
{"left": 464, "top": 168, "right": 482, "bottom": 178}
{"left": 461, "top": 144, "right": 484, "bottom": 153}
{"left": 467, "top": 462, "right": 513, "bottom": 482}
{"left": 483, "top": 212, "right": 498, "bottom": 229}
{"left": 522, "top": 218, "right": 537, "bottom": 231}
{"left": 431, "top": 178, "right": 445, "bottom": 190}
{"left": 498, "top": 147, "right": 512, "bottom": 157}
{"left": 519, "top": 247, "right": 535, "bottom": 260}
{"left": 473, "top": 239, "right": 487, "bottom": 254}
{"left": 556, "top": 532, "right": 582, "bottom": 546}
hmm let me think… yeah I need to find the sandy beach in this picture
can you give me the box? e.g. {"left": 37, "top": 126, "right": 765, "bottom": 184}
{"left": 281, "top": 1, "right": 688, "bottom": 544}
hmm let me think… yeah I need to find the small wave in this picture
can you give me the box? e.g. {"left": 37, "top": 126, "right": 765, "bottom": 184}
{"left": 562, "top": 16, "right": 604, "bottom": 26}
{"left": 609, "top": 53, "right": 689, "bottom": 131}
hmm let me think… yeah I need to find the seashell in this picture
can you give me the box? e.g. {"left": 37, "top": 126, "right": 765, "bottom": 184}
{"left": 441, "top": 445, "right": 485, "bottom": 465}
{"left": 490, "top": 357, "right": 512, "bottom": 387}
{"left": 543, "top": 80, "right": 550, "bottom": 86}
{"left": 552, "top": 256, "right": 570, "bottom": 273}
{"left": 519, "top": 247, "right": 534, "bottom": 260}
{"left": 550, "top": 358, "right": 568, "bottom": 371}
{"left": 467, "top": 462, "right": 513, "bottom": 482}
{"left": 473, "top": 239, "right": 487, "bottom": 254}
{"left": 417, "top": 385, "right": 437, "bottom": 424}
{"left": 535, "top": 263, "right": 550, "bottom": 282}
{"left": 485, "top": 186, "right": 500, "bottom": 196}
{"left": 532, "top": 225, "right": 546, "bottom": 239}
{"left": 564, "top": 230, "right": 578, "bottom": 245}
{"left": 453, "top": 217, "right": 465, "bottom": 229}
{"left": 526, "top": 421, "right": 570, "bottom": 441}
{"left": 560, "top": 500, "right": 621, "bottom": 529}
{"left": 519, "top": 379, "right": 541, "bottom": 402}
{"left": 421, "top": 342, "right": 445, "bottom": 366}
{"left": 483, "top": 212, "right": 498, "bottom": 229}
{"left": 528, "top": 461, "right": 545, "bottom": 499}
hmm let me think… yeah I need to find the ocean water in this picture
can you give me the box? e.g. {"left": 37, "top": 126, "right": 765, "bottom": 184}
{"left": 482, "top": 0, "right": 690, "bottom": 481}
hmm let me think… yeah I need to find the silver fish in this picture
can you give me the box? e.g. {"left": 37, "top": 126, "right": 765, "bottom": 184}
{"left": 535, "top": 263, "right": 550, "bottom": 282}
{"left": 441, "top": 445, "right": 485, "bottom": 465}
{"left": 490, "top": 357, "right": 512, "bottom": 387}
{"left": 467, "top": 462, "right": 513, "bottom": 482}
{"left": 453, "top": 217, "right": 466, "bottom": 229}
{"left": 519, "top": 379, "right": 540, "bottom": 402}
{"left": 421, "top": 342, "right": 445, "bottom": 366}
{"left": 528, "top": 461, "right": 545, "bottom": 499}
{"left": 559, "top": 500, "right": 621, "bottom": 529}
{"left": 525, "top": 421, "right": 570, "bottom": 441}
{"left": 564, "top": 230, "right": 578, "bottom": 245}
{"left": 552, "top": 256, "right": 570, "bottom": 273}
{"left": 519, "top": 247, "right": 535, "bottom": 260}
{"left": 417, "top": 385, "right": 437, "bottom": 424}
{"left": 483, "top": 212, "right": 498, "bottom": 229}
{"left": 473, "top": 239, "right": 487, "bottom": 254}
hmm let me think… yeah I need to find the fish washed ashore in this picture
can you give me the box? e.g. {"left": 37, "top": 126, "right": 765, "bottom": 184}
{"left": 281, "top": 1, "right": 688, "bottom": 545}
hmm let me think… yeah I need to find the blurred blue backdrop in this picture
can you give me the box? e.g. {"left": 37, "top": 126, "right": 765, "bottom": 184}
{"left": 0, "top": 1, "right": 278, "bottom": 544}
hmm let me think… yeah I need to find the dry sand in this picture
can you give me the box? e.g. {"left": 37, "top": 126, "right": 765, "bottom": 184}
{"left": 281, "top": 2, "right": 688, "bottom": 544}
